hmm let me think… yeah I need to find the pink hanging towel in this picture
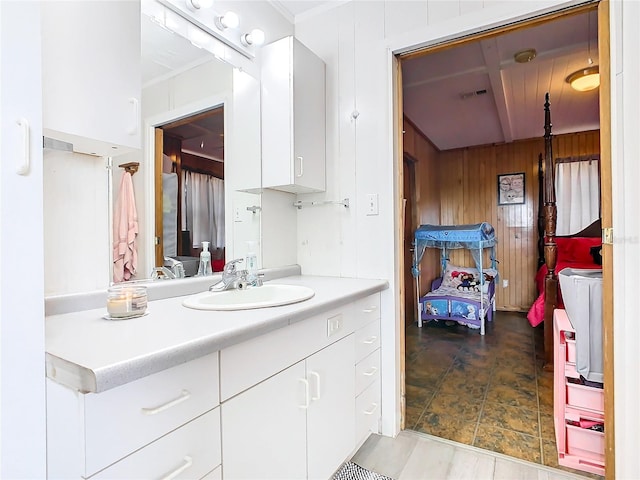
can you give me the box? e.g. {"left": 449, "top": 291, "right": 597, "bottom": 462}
{"left": 113, "top": 172, "right": 139, "bottom": 282}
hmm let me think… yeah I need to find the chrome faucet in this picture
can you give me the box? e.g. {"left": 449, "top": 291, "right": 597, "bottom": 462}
{"left": 164, "top": 257, "right": 185, "bottom": 279}
{"left": 209, "top": 259, "right": 247, "bottom": 291}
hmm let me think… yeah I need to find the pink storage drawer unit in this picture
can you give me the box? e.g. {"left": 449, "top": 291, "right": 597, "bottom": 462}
{"left": 566, "top": 424, "right": 605, "bottom": 464}
{"left": 566, "top": 382, "right": 604, "bottom": 413}
{"left": 553, "top": 309, "right": 605, "bottom": 476}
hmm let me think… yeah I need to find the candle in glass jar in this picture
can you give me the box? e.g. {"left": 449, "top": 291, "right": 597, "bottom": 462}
{"left": 107, "top": 286, "right": 147, "bottom": 318}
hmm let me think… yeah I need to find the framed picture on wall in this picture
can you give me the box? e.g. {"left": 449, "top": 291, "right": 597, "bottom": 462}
{"left": 497, "top": 172, "right": 525, "bottom": 205}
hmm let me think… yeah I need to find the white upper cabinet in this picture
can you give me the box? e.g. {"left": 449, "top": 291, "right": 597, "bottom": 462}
{"left": 261, "top": 36, "right": 326, "bottom": 193}
{"left": 41, "top": 1, "right": 141, "bottom": 156}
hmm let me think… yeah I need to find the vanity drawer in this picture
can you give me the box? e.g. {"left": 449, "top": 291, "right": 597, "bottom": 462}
{"left": 355, "top": 319, "right": 380, "bottom": 363}
{"left": 92, "top": 408, "right": 221, "bottom": 479}
{"left": 355, "top": 349, "right": 380, "bottom": 396}
{"left": 84, "top": 352, "right": 219, "bottom": 476}
{"left": 221, "top": 306, "right": 351, "bottom": 401}
{"left": 354, "top": 293, "right": 381, "bottom": 329}
{"left": 355, "top": 379, "right": 381, "bottom": 445}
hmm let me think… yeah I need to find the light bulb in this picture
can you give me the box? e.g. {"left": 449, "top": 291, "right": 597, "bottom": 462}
{"left": 215, "top": 11, "right": 239, "bottom": 30}
{"left": 241, "top": 29, "right": 265, "bottom": 47}
{"left": 186, "top": 0, "right": 213, "bottom": 10}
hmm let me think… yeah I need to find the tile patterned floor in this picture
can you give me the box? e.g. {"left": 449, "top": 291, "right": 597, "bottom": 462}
{"left": 404, "top": 311, "right": 602, "bottom": 479}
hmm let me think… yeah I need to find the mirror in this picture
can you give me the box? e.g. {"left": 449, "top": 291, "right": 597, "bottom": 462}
{"left": 43, "top": 5, "right": 262, "bottom": 296}
{"left": 119, "top": 11, "right": 263, "bottom": 282}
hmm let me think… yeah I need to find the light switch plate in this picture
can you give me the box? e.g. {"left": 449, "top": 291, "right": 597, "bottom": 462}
{"left": 366, "top": 194, "right": 379, "bottom": 216}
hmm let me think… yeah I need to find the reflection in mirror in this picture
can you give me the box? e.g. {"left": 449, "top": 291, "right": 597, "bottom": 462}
{"left": 127, "top": 9, "right": 262, "bottom": 284}
{"left": 156, "top": 106, "right": 226, "bottom": 278}
{"left": 44, "top": 6, "right": 263, "bottom": 297}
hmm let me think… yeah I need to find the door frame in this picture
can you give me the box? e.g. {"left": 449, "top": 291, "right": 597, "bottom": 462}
{"left": 143, "top": 94, "right": 229, "bottom": 276}
{"left": 392, "top": 2, "right": 614, "bottom": 476}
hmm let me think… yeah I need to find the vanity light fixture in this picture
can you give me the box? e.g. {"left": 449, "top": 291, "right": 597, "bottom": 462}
{"left": 214, "top": 11, "right": 239, "bottom": 31}
{"left": 240, "top": 29, "right": 265, "bottom": 47}
{"left": 186, "top": 0, "right": 213, "bottom": 10}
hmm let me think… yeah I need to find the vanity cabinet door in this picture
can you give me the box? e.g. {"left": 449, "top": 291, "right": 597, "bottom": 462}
{"left": 261, "top": 36, "right": 326, "bottom": 193}
{"left": 306, "top": 334, "right": 356, "bottom": 480}
{"left": 41, "top": 1, "right": 141, "bottom": 155}
{"left": 221, "top": 361, "right": 308, "bottom": 479}
{"left": 221, "top": 336, "right": 356, "bottom": 480}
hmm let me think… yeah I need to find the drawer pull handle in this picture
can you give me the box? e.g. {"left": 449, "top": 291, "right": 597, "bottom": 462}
{"left": 363, "top": 336, "right": 378, "bottom": 345}
{"left": 159, "top": 455, "right": 193, "bottom": 480}
{"left": 299, "top": 378, "right": 310, "bottom": 409}
{"left": 363, "top": 403, "right": 378, "bottom": 415}
{"left": 309, "top": 371, "right": 321, "bottom": 401}
{"left": 363, "top": 367, "right": 378, "bottom": 376}
{"left": 141, "top": 390, "right": 191, "bottom": 415}
{"left": 363, "top": 306, "right": 378, "bottom": 313}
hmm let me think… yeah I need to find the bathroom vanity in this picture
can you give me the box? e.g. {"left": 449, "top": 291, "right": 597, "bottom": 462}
{"left": 45, "top": 274, "right": 387, "bottom": 479}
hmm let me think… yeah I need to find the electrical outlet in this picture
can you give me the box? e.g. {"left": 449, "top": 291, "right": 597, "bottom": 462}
{"left": 502, "top": 279, "right": 509, "bottom": 288}
{"left": 327, "top": 314, "right": 343, "bottom": 337}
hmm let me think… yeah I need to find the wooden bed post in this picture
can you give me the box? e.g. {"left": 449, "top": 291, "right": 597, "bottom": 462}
{"left": 542, "top": 93, "right": 558, "bottom": 370}
{"left": 537, "top": 153, "right": 545, "bottom": 268}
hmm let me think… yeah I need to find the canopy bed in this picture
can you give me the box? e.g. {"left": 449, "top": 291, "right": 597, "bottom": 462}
{"left": 531, "top": 93, "right": 602, "bottom": 367}
{"left": 412, "top": 223, "right": 498, "bottom": 335}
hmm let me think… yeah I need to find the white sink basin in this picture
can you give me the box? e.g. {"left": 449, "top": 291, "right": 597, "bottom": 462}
{"left": 182, "top": 284, "right": 315, "bottom": 311}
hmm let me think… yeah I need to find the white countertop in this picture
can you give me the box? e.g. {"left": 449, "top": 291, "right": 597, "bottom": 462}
{"left": 45, "top": 275, "right": 388, "bottom": 394}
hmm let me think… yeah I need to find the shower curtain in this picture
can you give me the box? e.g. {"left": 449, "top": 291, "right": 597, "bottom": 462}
{"left": 182, "top": 170, "right": 225, "bottom": 249}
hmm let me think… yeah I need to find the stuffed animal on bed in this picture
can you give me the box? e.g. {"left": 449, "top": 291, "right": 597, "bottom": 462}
{"left": 454, "top": 272, "right": 480, "bottom": 292}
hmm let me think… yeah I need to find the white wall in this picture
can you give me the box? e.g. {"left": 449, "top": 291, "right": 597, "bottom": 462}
{"left": 295, "top": 2, "right": 640, "bottom": 476}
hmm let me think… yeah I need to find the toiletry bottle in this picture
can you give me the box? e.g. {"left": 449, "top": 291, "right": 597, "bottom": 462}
{"left": 197, "top": 241, "right": 213, "bottom": 276}
{"left": 246, "top": 241, "right": 258, "bottom": 284}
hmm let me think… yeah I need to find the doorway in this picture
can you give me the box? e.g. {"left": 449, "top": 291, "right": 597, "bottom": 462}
{"left": 151, "top": 105, "right": 226, "bottom": 274}
{"left": 396, "top": 2, "right": 612, "bottom": 475}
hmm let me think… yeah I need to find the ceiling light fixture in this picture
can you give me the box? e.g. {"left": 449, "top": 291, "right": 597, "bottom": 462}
{"left": 240, "top": 29, "right": 265, "bottom": 47}
{"left": 513, "top": 48, "right": 537, "bottom": 63}
{"left": 567, "top": 12, "right": 600, "bottom": 92}
{"left": 214, "top": 11, "right": 239, "bottom": 30}
{"left": 566, "top": 66, "right": 600, "bottom": 92}
{"left": 186, "top": 0, "right": 213, "bottom": 10}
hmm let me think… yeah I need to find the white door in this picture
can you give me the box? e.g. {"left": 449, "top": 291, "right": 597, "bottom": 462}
{"left": 0, "top": 1, "right": 46, "bottom": 477}
{"left": 306, "top": 336, "right": 356, "bottom": 480}
{"left": 221, "top": 361, "right": 307, "bottom": 479}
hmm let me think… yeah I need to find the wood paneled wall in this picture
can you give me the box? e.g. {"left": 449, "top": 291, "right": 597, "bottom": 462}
{"left": 403, "top": 112, "right": 600, "bottom": 311}
{"left": 410, "top": 126, "right": 600, "bottom": 312}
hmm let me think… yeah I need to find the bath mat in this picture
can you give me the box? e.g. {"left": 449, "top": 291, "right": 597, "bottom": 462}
{"left": 332, "top": 462, "right": 393, "bottom": 480}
